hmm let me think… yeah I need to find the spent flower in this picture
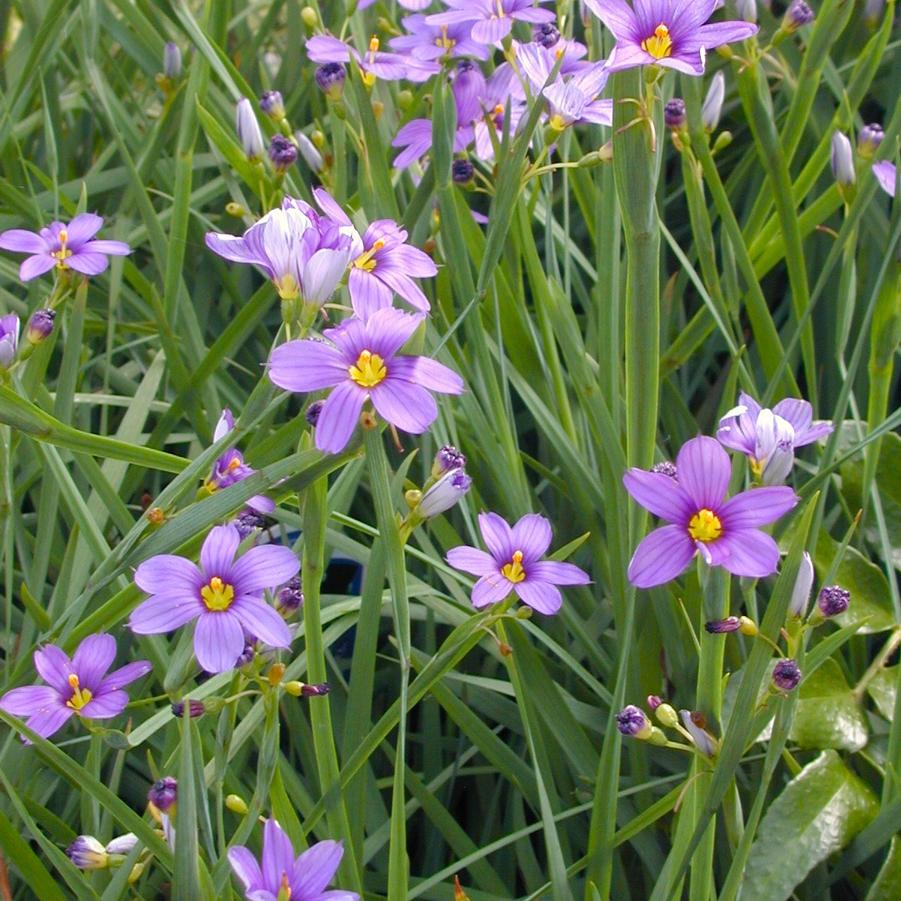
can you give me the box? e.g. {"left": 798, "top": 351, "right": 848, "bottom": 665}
{"left": 817, "top": 585, "right": 850, "bottom": 618}
{"left": 772, "top": 658, "right": 802, "bottom": 691}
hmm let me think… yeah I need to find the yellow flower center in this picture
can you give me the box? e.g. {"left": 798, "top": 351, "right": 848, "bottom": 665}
{"left": 273, "top": 273, "right": 300, "bottom": 300}
{"left": 348, "top": 349, "right": 387, "bottom": 388}
{"left": 495, "top": 0, "right": 505, "bottom": 17}
{"left": 66, "top": 673, "right": 94, "bottom": 711}
{"left": 227, "top": 457, "right": 242, "bottom": 471}
{"left": 501, "top": 550, "right": 526, "bottom": 584}
{"left": 353, "top": 239, "right": 385, "bottom": 272}
{"left": 435, "top": 31, "right": 455, "bottom": 51}
{"left": 688, "top": 508, "right": 723, "bottom": 543}
{"left": 548, "top": 114, "right": 567, "bottom": 133}
{"left": 641, "top": 24, "right": 673, "bottom": 60}
{"left": 200, "top": 576, "right": 235, "bottom": 611}
{"left": 368, "top": 35, "right": 380, "bottom": 54}
{"left": 51, "top": 228, "right": 72, "bottom": 267}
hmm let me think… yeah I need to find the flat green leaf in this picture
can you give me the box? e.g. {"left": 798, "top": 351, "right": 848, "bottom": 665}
{"left": 743, "top": 750, "right": 878, "bottom": 901}
{"left": 866, "top": 664, "right": 897, "bottom": 720}
{"left": 790, "top": 659, "right": 868, "bottom": 751}
{"left": 866, "top": 835, "right": 901, "bottom": 901}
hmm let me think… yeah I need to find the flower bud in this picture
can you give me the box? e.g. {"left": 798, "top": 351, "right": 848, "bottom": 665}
{"left": 735, "top": 0, "right": 757, "bottom": 23}
{"left": 260, "top": 90, "right": 285, "bottom": 121}
{"left": 454, "top": 875, "right": 472, "bottom": 901}
{"left": 234, "top": 508, "right": 266, "bottom": 538}
{"left": 616, "top": 705, "right": 653, "bottom": 739}
{"left": 648, "top": 727, "right": 669, "bottom": 746}
{"left": 865, "top": 0, "right": 885, "bottom": 25}
{"left": 432, "top": 445, "right": 467, "bottom": 478}
{"left": 284, "top": 680, "right": 330, "bottom": 697}
{"left": 817, "top": 585, "right": 850, "bottom": 617}
{"left": 305, "top": 399, "right": 325, "bottom": 427}
{"left": 646, "top": 694, "right": 663, "bottom": 710}
{"left": 738, "top": 616, "right": 758, "bottom": 636}
{"left": 702, "top": 72, "right": 725, "bottom": 132}
{"left": 171, "top": 699, "right": 205, "bottom": 718}
{"left": 858, "top": 123, "right": 884, "bottom": 160}
{"left": 783, "top": 0, "right": 815, "bottom": 32}
{"left": 664, "top": 98, "right": 686, "bottom": 131}
{"left": 315, "top": 62, "right": 346, "bottom": 101}
{"left": 679, "top": 710, "right": 718, "bottom": 756}
{"left": 236, "top": 643, "right": 256, "bottom": 668}
{"left": 416, "top": 468, "right": 472, "bottom": 519}
{"left": 0, "top": 314, "right": 19, "bottom": 367}
{"left": 146, "top": 506, "right": 165, "bottom": 526}
{"left": 235, "top": 98, "right": 265, "bottom": 161}
{"left": 226, "top": 201, "right": 247, "bottom": 218}
{"left": 148, "top": 777, "right": 177, "bottom": 813}
{"left": 772, "top": 658, "right": 801, "bottom": 691}
{"left": 452, "top": 159, "right": 475, "bottom": 184}
{"left": 276, "top": 575, "right": 304, "bottom": 614}
{"left": 164, "top": 42, "right": 182, "bottom": 79}
{"left": 788, "top": 551, "right": 814, "bottom": 617}
{"left": 654, "top": 703, "right": 680, "bottom": 729}
{"left": 27, "top": 308, "right": 55, "bottom": 344}
{"left": 268, "top": 134, "right": 297, "bottom": 173}
{"left": 225, "top": 794, "right": 249, "bottom": 815}
{"left": 300, "top": 5, "right": 318, "bottom": 28}
{"left": 295, "top": 132, "right": 324, "bottom": 172}
{"left": 705, "top": 616, "right": 741, "bottom": 634}
{"left": 398, "top": 89, "right": 414, "bottom": 111}
{"left": 532, "top": 22, "right": 560, "bottom": 48}
{"left": 128, "top": 862, "right": 146, "bottom": 883}
{"left": 651, "top": 460, "right": 677, "bottom": 480}
{"left": 105, "top": 834, "right": 138, "bottom": 856}
{"left": 267, "top": 662, "right": 286, "bottom": 686}
{"left": 753, "top": 409, "right": 795, "bottom": 485}
{"left": 66, "top": 836, "right": 108, "bottom": 870}
{"left": 831, "top": 131, "right": 856, "bottom": 187}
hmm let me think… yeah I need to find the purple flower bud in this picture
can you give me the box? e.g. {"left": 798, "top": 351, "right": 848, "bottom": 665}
{"left": 532, "top": 23, "right": 560, "bottom": 48}
{"left": 171, "top": 699, "right": 205, "bottom": 718}
{"left": 452, "top": 159, "right": 474, "bottom": 184}
{"left": 315, "top": 62, "right": 346, "bottom": 100}
{"left": 236, "top": 643, "right": 256, "bottom": 668}
{"left": 164, "top": 42, "right": 182, "bottom": 79}
{"left": 647, "top": 694, "right": 663, "bottom": 710}
{"left": 831, "top": 131, "right": 855, "bottom": 187}
{"left": 736, "top": 0, "right": 757, "bottom": 23}
{"left": 276, "top": 575, "right": 304, "bottom": 613}
{"left": 236, "top": 97, "right": 265, "bottom": 161}
{"left": 433, "top": 445, "right": 467, "bottom": 476}
{"left": 865, "top": 0, "right": 886, "bottom": 23}
{"left": 664, "top": 99, "right": 686, "bottom": 130}
{"left": 788, "top": 551, "right": 814, "bottom": 617}
{"left": 417, "top": 468, "right": 472, "bottom": 518}
{"left": 104, "top": 834, "right": 138, "bottom": 856}
{"left": 66, "top": 836, "right": 108, "bottom": 870}
{"left": 233, "top": 508, "right": 266, "bottom": 538}
{"left": 772, "top": 658, "right": 801, "bottom": 691}
{"left": 651, "top": 460, "right": 678, "bottom": 480}
{"left": 27, "top": 308, "right": 55, "bottom": 344}
{"left": 783, "top": 0, "right": 815, "bottom": 32}
{"left": 817, "top": 585, "right": 850, "bottom": 617}
{"left": 858, "top": 123, "right": 884, "bottom": 160}
{"left": 295, "top": 132, "right": 324, "bottom": 172}
{"left": 702, "top": 72, "right": 725, "bottom": 132}
{"left": 704, "top": 616, "right": 742, "bottom": 634}
{"left": 260, "top": 90, "right": 285, "bottom": 121}
{"left": 302, "top": 681, "right": 330, "bottom": 697}
{"left": 616, "top": 705, "right": 652, "bottom": 739}
{"left": 268, "top": 135, "right": 298, "bottom": 173}
{"left": 305, "top": 399, "right": 325, "bottom": 427}
{"left": 0, "top": 314, "right": 19, "bottom": 367}
{"left": 148, "top": 777, "right": 177, "bottom": 813}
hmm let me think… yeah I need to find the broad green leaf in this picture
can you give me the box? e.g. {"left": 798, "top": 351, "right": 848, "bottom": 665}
{"left": 867, "top": 664, "right": 897, "bottom": 720}
{"left": 790, "top": 659, "right": 868, "bottom": 751}
{"left": 867, "top": 835, "right": 901, "bottom": 901}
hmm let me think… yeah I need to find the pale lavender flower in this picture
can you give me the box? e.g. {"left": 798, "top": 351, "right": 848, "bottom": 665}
{"left": 0, "top": 634, "right": 151, "bottom": 741}
{"left": 206, "top": 409, "right": 275, "bottom": 514}
{"left": 0, "top": 213, "right": 130, "bottom": 281}
{"left": 717, "top": 392, "right": 833, "bottom": 484}
{"left": 426, "top": 0, "right": 556, "bottom": 46}
{"left": 66, "top": 836, "right": 109, "bottom": 870}
{"left": 623, "top": 435, "right": 798, "bottom": 587}
{"left": 236, "top": 98, "right": 265, "bottom": 160}
{"left": 680, "top": 709, "right": 718, "bottom": 755}
{"left": 788, "top": 551, "right": 814, "bottom": 617}
{"left": 0, "top": 314, "right": 18, "bottom": 367}
{"left": 269, "top": 307, "right": 464, "bottom": 454}
{"left": 701, "top": 71, "right": 725, "bottom": 131}
{"left": 873, "top": 160, "right": 897, "bottom": 197}
{"left": 390, "top": 14, "right": 490, "bottom": 61}
{"left": 584, "top": 0, "right": 758, "bottom": 75}
{"left": 446, "top": 512, "right": 590, "bottom": 613}
{"left": 164, "top": 42, "right": 182, "bottom": 79}
{"left": 228, "top": 819, "right": 358, "bottom": 901}
{"left": 417, "top": 468, "right": 472, "bottom": 518}
{"left": 306, "top": 34, "right": 438, "bottom": 84}
{"left": 129, "top": 524, "right": 299, "bottom": 673}
{"left": 296, "top": 132, "right": 324, "bottom": 172}
{"left": 831, "top": 131, "right": 855, "bottom": 186}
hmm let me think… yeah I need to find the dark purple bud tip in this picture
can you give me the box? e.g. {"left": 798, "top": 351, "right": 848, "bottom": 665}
{"left": 260, "top": 90, "right": 285, "bottom": 120}
{"left": 452, "top": 159, "right": 474, "bottom": 184}
{"left": 456, "top": 59, "right": 475, "bottom": 74}
{"left": 305, "top": 399, "right": 325, "bottom": 427}
{"left": 817, "top": 585, "right": 850, "bottom": 617}
{"left": 268, "top": 134, "right": 298, "bottom": 171}
{"left": 234, "top": 508, "right": 267, "bottom": 538}
{"left": 705, "top": 616, "right": 742, "bottom": 634}
{"left": 772, "top": 658, "right": 801, "bottom": 691}
{"left": 616, "top": 705, "right": 652, "bottom": 738}
{"left": 171, "top": 699, "right": 205, "bottom": 718}
{"left": 303, "top": 682, "right": 330, "bottom": 697}
{"left": 858, "top": 123, "right": 884, "bottom": 158}
{"left": 664, "top": 98, "right": 686, "bottom": 130}
{"left": 148, "top": 776, "right": 177, "bottom": 812}
{"left": 236, "top": 643, "right": 256, "bottom": 668}
{"left": 277, "top": 575, "right": 304, "bottom": 613}
{"left": 532, "top": 22, "right": 560, "bottom": 48}
{"left": 651, "top": 461, "right": 678, "bottom": 480}
{"left": 434, "top": 444, "right": 467, "bottom": 474}
{"left": 27, "top": 308, "right": 56, "bottom": 344}
{"left": 315, "top": 62, "right": 346, "bottom": 97}
{"left": 784, "top": 0, "right": 815, "bottom": 31}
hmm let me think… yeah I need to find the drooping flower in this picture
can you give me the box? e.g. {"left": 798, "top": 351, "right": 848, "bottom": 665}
{"left": 306, "top": 33, "right": 438, "bottom": 84}
{"left": 623, "top": 435, "right": 798, "bottom": 588}
{"left": 0, "top": 314, "right": 18, "bottom": 367}
{"left": 426, "top": 0, "right": 556, "bottom": 46}
{"left": 206, "top": 409, "right": 275, "bottom": 514}
{"left": 583, "top": 0, "right": 758, "bottom": 76}
{"left": 716, "top": 392, "right": 833, "bottom": 484}
{"left": 0, "top": 634, "right": 151, "bottom": 741}
{"left": 269, "top": 308, "right": 463, "bottom": 454}
{"left": 873, "top": 160, "right": 897, "bottom": 197}
{"left": 680, "top": 710, "right": 718, "bottom": 756}
{"left": 129, "top": 524, "right": 299, "bottom": 673}
{"left": 205, "top": 198, "right": 355, "bottom": 309}
{"left": 390, "top": 14, "right": 490, "bottom": 61}
{"left": 0, "top": 213, "right": 130, "bottom": 281}
{"left": 446, "top": 512, "right": 590, "bottom": 614}
{"left": 313, "top": 189, "right": 437, "bottom": 318}
{"left": 228, "top": 819, "right": 359, "bottom": 901}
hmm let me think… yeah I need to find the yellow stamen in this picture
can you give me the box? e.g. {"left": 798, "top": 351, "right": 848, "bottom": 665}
{"left": 369, "top": 35, "right": 380, "bottom": 54}
{"left": 641, "top": 24, "right": 673, "bottom": 60}
{"left": 51, "top": 228, "right": 72, "bottom": 268}
{"left": 495, "top": 0, "right": 505, "bottom": 17}
{"left": 227, "top": 457, "right": 242, "bottom": 471}
{"left": 348, "top": 349, "right": 387, "bottom": 388}
{"left": 435, "top": 27, "right": 455, "bottom": 51}
{"left": 66, "top": 673, "right": 94, "bottom": 711}
{"left": 200, "top": 576, "right": 235, "bottom": 611}
{"left": 501, "top": 550, "right": 526, "bottom": 584}
{"left": 273, "top": 273, "right": 300, "bottom": 300}
{"left": 353, "top": 239, "right": 385, "bottom": 272}
{"left": 687, "top": 508, "right": 723, "bottom": 543}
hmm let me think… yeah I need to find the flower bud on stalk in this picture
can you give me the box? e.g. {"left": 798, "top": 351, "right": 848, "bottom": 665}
{"left": 702, "top": 72, "right": 725, "bottom": 132}
{"left": 831, "top": 131, "right": 856, "bottom": 188}
{"left": 788, "top": 551, "right": 814, "bottom": 617}
{"left": 27, "top": 308, "right": 55, "bottom": 344}
{"left": 164, "top": 43, "right": 182, "bottom": 79}
{"left": 315, "top": 63, "right": 346, "bottom": 101}
{"left": 616, "top": 705, "right": 653, "bottom": 740}
{"left": 858, "top": 123, "right": 884, "bottom": 160}
{"left": 268, "top": 135, "right": 297, "bottom": 173}
{"left": 0, "top": 314, "right": 19, "bottom": 368}
{"left": 664, "top": 98, "right": 686, "bottom": 131}
{"left": 736, "top": 0, "right": 757, "bottom": 23}
{"left": 295, "top": 132, "right": 324, "bottom": 172}
{"left": 679, "top": 710, "right": 718, "bottom": 756}
{"left": 259, "top": 90, "right": 285, "bottom": 122}
{"left": 817, "top": 585, "right": 850, "bottom": 617}
{"left": 235, "top": 98, "right": 265, "bottom": 161}
{"left": 782, "top": 0, "right": 815, "bottom": 33}
{"left": 772, "top": 658, "right": 801, "bottom": 691}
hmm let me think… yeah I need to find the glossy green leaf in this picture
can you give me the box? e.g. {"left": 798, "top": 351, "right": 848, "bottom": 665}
{"left": 790, "top": 659, "right": 868, "bottom": 751}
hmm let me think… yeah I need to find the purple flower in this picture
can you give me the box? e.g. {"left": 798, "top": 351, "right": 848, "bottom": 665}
{"left": 0, "top": 314, "right": 19, "bottom": 367}
{"left": 417, "top": 467, "right": 472, "bottom": 518}
{"left": 172, "top": 699, "right": 206, "bottom": 718}
{"left": 452, "top": 158, "right": 475, "bottom": 183}
{"left": 817, "top": 585, "right": 850, "bottom": 618}
{"left": 164, "top": 42, "right": 182, "bottom": 79}
{"left": 129, "top": 524, "right": 299, "bottom": 673}
{"left": 533, "top": 22, "right": 561, "bottom": 47}
{"left": 260, "top": 90, "right": 285, "bottom": 120}
{"left": 433, "top": 445, "right": 467, "bottom": 476}
{"left": 207, "top": 409, "right": 275, "bottom": 515}
{"left": 704, "top": 616, "right": 742, "bottom": 633}
{"left": 616, "top": 705, "right": 652, "bottom": 738}
{"left": 148, "top": 777, "right": 177, "bottom": 813}
{"left": 276, "top": 575, "right": 304, "bottom": 614}
{"left": 268, "top": 308, "right": 464, "bottom": 454}
{"left": 315, "top": 62, "right": 347, "bottom": 99}
{"left": 651, "top": 460, "right": 678, "bottom": 479}
{"left": 426, "top": 0, "right": 556, "bottom": 46}
{"left": 446, "top": 512, "right": 590, "bottom": 614}
{"left": 205, "top": 198, "right": 355, "bottom": 307}
{"left": 228, "top": 819, "right": 359, "bottom": 901}
{"left": 391, "top": 14, "right": 490, "bottom": 61}
{"left": 783, "top": 0, "right": 814, "bottom": 32}
{"left": 0, "top": 213, "right": 130, "bottom": 281}
{"left": 234, "top": 508, "right": 267, "bottom": 538}
{"left": 0, "top": 634, "right": 151, "bottom": 741}
{"left": 772, "top": 658, "right": 801, "bottom": 691}
{"left": 664, "top": 98, "right": 687, "bottom": 129}
{"left": 313, "top": 189, "right": 437, "bottom": 318}
{"left": 623, "top": 435, "right": 798, "bottom": 587}
{"left": 717, "top": 392, "right": 833, "bottom": 484}
{"left": 584, "top": 0, "right": 758, "bottom": 76}
{"left": 873, "top": 160, "right": 897, "bottom": 197}
{"left": 306, "top": 34, "right": 438, "bottom": 85}
{"left": 858, "top": 123, "right": 884, "bottom": 159}
{"left": 66, "top": 836, "right": 109, "bottom": 870}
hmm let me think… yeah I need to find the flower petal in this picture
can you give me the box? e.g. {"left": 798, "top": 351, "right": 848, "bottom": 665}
{"left": 261, "top": 819, "right": 295, "bottom": 893}
{"left": 370, "top": 379, "right": 437, "bottom": 434}
{"left": 24, "top": 706, "right": 74, "bottom": 740}
{"left": 0, "top": 685, "right": 60, "bottom": 715}
{"left": 446, "top": 546, "right": 498, "bottom": 576}
{"left": 527, "top": 560, "right": 591, "bottom": 586}
{"left": 364, "top": 307, "right": 425, "bottom": 359}
{"left": 81, "top": 239, "right": 131, "bottom": 256}
{"left": 231, "top": 545, "right": 299, "bottom": 595}
{"left": 0, "top": 229, "right": 47, "bottom": 253}
{"left": 388, "top": 356, "right": 464, "bottom": 394}
{"left": 315, "top": 381, "right": 366, "bottom": 454}
{"left": 34, "top": 645, "right": 73, "bottom": 693}
{"left": 478, "top": 512, "right": 514, "bottom": 562}
{"left": 232, "top": 596, "right": 292, "bottom": 648}
{"left": 703, "top": 530, "right": 781, "bottom": 579}
{"left": 719, "top": 486, "right": 798, "bottom": 530}
{"left": 628, "top": 525, "right": 697, "bottom": 588}
{"left": 19, "top": 254, "right": 56, "bottom": 281}
{"left": 66, "top": 252, "right": 110, "bottom": 276}
{"left": 348, "top": 268, "right": 393, "bottom": 319}
{"left": 193, "top": 612, "right": 245, "bottom": 673}
{"left": 293, "top": 840, "right": 344, "bottom": 898}
{"left": 80, "top": 690, "right": 129, "bottom": 720}
{"left": 71, "top": 634, "right": 116, "bottom": 691}
{"left": 129, "top": 594, "right": 203, "bottom": 634}
{"left": 676, "top": 436, "right": 731, "bottom": 510}
{"left": 200, "top": 525, "right": 241, "bottom": 579}
{"left": 135, "top": 554, "right": 203, "bottom": 594}
{"left": 583, "top": 0, "right": 639, "bottom": 39}
{"left": 515, "top": 579, "right": 563, "bottom": 615}
{"left": 65, "top": 213, "right": 104, "bottom": 246}
{"left": 96, "top": 661, "right": 153, "bottom": 694}
{"left": 471, "top": 573, "right": 514, "bottom": 608}
{"left": 623, "top": 469, "right": 692, "bottom": 524}
{"left": 228, "top": 846, "right": 263, "bottom": 892}
{"left": 269, "top": 339, "right": 347, "bottom": 393}
{"left": 510, "top": 514, "right": 553, "bottom": 563}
